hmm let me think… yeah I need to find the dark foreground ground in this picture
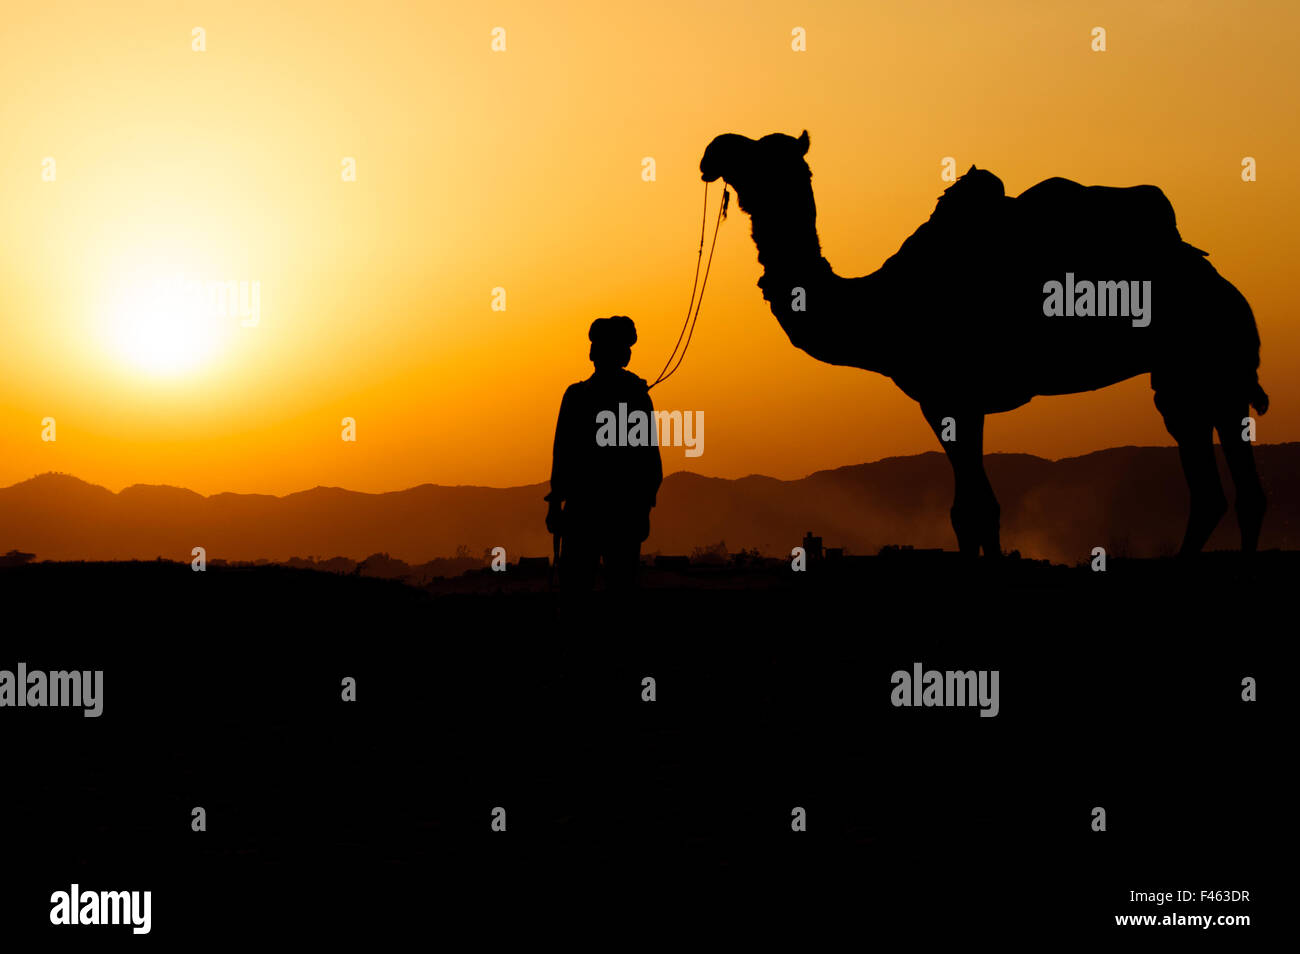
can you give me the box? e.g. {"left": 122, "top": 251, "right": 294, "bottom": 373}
{"left": 0, "top": 553, "right": 1283, "bottom": 941}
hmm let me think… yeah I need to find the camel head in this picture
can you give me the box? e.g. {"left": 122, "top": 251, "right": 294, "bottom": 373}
{"left": 700, "top": 130, "right": 811, "bottom": 213}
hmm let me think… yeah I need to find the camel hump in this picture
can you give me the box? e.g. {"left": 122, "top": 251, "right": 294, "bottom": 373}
{"left": 932, "top": 166, "right": 1005, "bottom": 218}
{"left": 880, "top": 167, "right": 1009, "bottom": 273}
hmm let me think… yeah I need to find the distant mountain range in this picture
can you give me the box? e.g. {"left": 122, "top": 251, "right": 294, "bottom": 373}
{"left": 2, "top": 444, "right": 1296, "bottom": 566}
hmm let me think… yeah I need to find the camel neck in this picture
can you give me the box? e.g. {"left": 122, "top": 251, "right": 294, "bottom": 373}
{"left": 736, "top": 177, "right": 898, "bottom": 376}
{"left": 744, "top": 178, "right": 824, "bottom": 279}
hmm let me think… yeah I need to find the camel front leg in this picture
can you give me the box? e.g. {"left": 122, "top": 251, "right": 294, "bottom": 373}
{"left": 921, "top": 405, "right": 1002, "bottom": 558}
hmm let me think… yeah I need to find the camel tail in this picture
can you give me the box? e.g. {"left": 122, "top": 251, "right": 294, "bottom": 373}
{"left": 1205, "top": 259, "right": 1268, "bottom": 417}
{"left": 1251, "top": 381, "right": 1269, "bottom": 416}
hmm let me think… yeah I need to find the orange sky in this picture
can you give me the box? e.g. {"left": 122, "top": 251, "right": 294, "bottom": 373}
{"left": 1, "top": 0, "right": 1297, "bottom": 495}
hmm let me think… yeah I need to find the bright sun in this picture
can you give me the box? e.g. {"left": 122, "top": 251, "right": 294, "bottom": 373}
{"left": 103, "top": 273, "right": 228, "bottom": 376}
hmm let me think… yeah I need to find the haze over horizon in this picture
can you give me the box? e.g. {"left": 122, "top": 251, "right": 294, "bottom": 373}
{"left": 5, "top": 443, "right": 1297, "bottom": 566}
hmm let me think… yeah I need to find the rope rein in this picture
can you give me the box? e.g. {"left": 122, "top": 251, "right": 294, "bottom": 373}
{"left": 648, "top": 181, "right": 729, "bottom": 390}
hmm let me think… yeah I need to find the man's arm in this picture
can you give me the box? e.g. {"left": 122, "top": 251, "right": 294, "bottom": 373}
{"left": 642, "top": 391, "right": 664, "bottom": 509}
{"left": 544, "top": 389, "right": 570, "bottom": 541}
{"left": 546, "top": 386, "right": 576, "bottom": 506}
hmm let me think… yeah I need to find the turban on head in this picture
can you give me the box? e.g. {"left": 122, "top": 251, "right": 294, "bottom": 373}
{"left": 589, "top": 315, "right": 637, "bottom": 347}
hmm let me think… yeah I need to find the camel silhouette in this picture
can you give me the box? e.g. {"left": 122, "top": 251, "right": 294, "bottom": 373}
{"left": 700, "top": 130, "right": 1269, "bottom": 559}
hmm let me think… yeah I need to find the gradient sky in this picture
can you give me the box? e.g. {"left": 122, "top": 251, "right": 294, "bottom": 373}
{"left": 2, "top": 0, "right": 1296, "bottom": 495}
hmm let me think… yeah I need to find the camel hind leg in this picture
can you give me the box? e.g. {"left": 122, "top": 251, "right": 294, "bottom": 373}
{"left": 1215, "top": 410, "right": 1266, "bottom": 553}
{"left": 1188, "top": 264, "right": 1266, "bottom": 551}
{"left": 1156, "top": 396, "right": 1228, "bottom": 556}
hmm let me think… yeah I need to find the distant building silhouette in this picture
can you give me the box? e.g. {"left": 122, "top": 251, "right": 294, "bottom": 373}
{"left": 515, "top": 556, "right": 550, "bottom": 575}
{"left": 653, "top": 555, "right": 691, "bottom": 571}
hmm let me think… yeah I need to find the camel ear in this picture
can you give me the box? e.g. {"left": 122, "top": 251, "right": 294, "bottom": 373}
{"left": 796, "top": 130, "right": 810, "bottom": 156}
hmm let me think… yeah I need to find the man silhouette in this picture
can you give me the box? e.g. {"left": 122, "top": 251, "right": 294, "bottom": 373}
{"left": 545, "top": 316, "right": 663, "bottom": 592}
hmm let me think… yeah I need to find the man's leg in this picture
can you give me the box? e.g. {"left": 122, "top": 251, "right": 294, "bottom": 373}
{"left": 600, "top": 534, "right": 641, "bottom": 592}
{"left": 561, "top": 532, "right": 599, "bottom": 593}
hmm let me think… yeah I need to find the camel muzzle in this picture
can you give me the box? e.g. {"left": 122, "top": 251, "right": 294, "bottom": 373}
{"left": 699, "top": 133, "right": 753, "bottom": 182}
